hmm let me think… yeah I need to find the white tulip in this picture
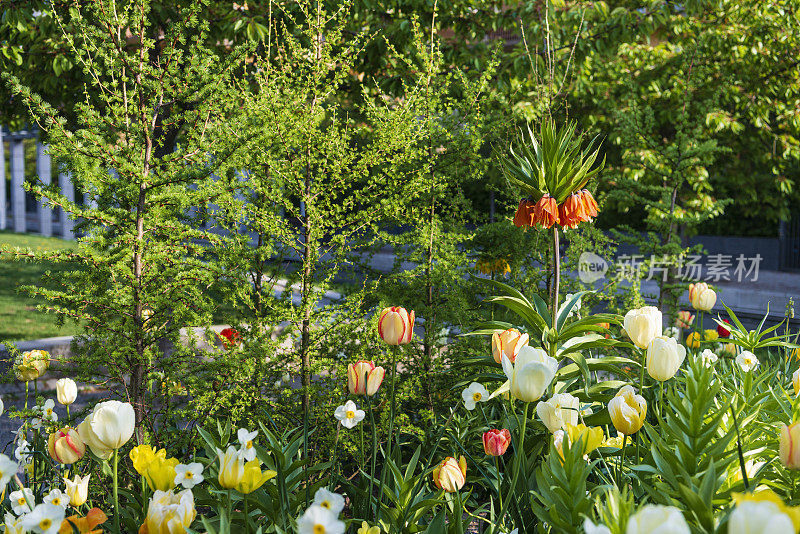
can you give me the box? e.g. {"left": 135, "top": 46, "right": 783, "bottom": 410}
{"left": 728, "top": 500, "right": 793, "bottom": 534}
{"left": 142, "top": 489, "right": 197, "bottom": 534}
{"left": 584, "top": 519, "right": 612, "bottom": 534}
{"left": 626, "top": 504, "right": 690, "bottom": 534}
{"left": 536, "top": 393, "right": 579, "bottom": 433}
{"left": 624, "top": 306, "right": 663, "bottom": 349}
{"left": 78, "top": 400, "right": 135, "bottom": 459}
{"left": 56, "top": 378, "right": 77, "bottom": 406}
{"left": 501, "top": 346, "right": 558, "bottom": 403}
{"left": 646, "top": 336, "right": 686, "bottom": 381}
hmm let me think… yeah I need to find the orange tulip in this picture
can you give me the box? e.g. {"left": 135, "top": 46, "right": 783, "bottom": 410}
{"left": 532, "top": 194, "right": 560, "bottom": 228}
{"left": 59, "top": 508, "right": 107, "bottom": 534}
{"left": 432, "top": 456, "right": 467, "bottom": 492}
{"left": 347, "top": 361, "right": 385, "bottom": 396}
{"left": 513, "top": 199, "right": 536, "bottom": 227}
{"left": 483, "top": 429, "right": 511, "bottom": 456}
{"left": 377, "top": 307, "right": 414, "bottom": 345}
{"left": 491, "top": 328, "right": 529, "bottom": 364}
{"left": 558, "top": 192, "right": 588, "bottom": 229}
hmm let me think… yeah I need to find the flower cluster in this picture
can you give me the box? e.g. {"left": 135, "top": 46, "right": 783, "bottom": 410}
{"left": 513, "top": 190, "right": 598, "bottom": 230}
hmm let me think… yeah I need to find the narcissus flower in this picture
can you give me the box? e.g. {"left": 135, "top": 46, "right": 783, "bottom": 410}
{"left": 536, "top": 392, "right": 579, "bottom": 433}
{"left": 432, "top": 456, "right": 467, "bottom": 492}
{"left": 491, "top": 328, "right": 529, "bottom": 364}
{"left": 297, "top": 505, "right": 345, "bottom": 534}
{"left": 44, "top": 489, "right": 68, "bottom": 509}
{"left": 334, "top": 400, "right": 365, "bottom": 429}
{"left": 498, "top": 346, "right": 558, "bottom": 403}
{"left": 63, "top": 474, "right": 90, "bottom": 507}
{"left": 77, "top": 401, "right": 135, "bottom": 460}
{"left": 675, "top": 311, "right": 694, "bottom": 329}
{"left": 512, "top": 199, "right": 536, "bottom": 227}
{"left": 313, "top": 488, "right": 345, "bottom": 515}
{"left": 216, "top": 446, "right": 244, "bottom": 489}
{"left": 646, "top": 336, "right": 686, "bottom": 381}
{"left": 347, "top": 361, "right": 385, "bottom": 396}
{"left": 377, "top": 307, "right": 414, "bottom": 345}
{"left": 21, "top": 503, "right": 65, "bottom": 534}
{"left": 0, "top": 454, "right": 17, "bottom": 494}
{"left": 10, "top": 487, "right": 34, "bottom": 515}
{"left": 174, "top": 463, "right": 205, "bottom": 490}
{"left": 608, "top": 385, "right": 647, "bottom": 436}
{"left": 58, "top": 507, "right": 107, "bottom": 534}
{"left": 237, "top": 428, "right": 259, "bottom": 462}
{"left": 236, "top": 460, "right": 276, "bottom": 494}
{"left": 688, "top": 283, "right": 716, "bottom": 311}
{"left": 482, "top": 429, "right": 511, "bottom": 457}
{"left": 736, "top": 351, "right": 759, "bottom": 372}
{"left": 47, "top": 428, "right": 85, "bottom": 465}
{"left": 462, "top": 382, "right": 489, "bottom": 411}
{"left": 699, "top": 349, "right": 718, "bottom": 367}
{"left": 532, "top": 194, "right": 560, "bottom": 228}
{"left": 56, "top": 378, "right": 77, "bottom": 406}
{"left": 140, "top": 489, "right": 196, "bottom": 534}
{"left": 623, "top": 307, "right": 662, "bottom": 349}
{"left": 15, "top": 350, "right": 50, "bottom": 382}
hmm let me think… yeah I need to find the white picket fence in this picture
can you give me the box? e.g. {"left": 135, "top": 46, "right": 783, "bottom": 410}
{"left": 1, "top": 129, "right": 76, "bottom": 239}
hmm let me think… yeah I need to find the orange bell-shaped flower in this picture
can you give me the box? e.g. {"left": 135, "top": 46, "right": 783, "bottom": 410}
{"left": 513, "top": 199, "right": 535, "bottom": 227}
{"left": 532, "top": 195, "right": 560, "bottom": 228}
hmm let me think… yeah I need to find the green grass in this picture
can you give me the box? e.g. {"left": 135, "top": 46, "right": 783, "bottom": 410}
{"left": 0, "top": 231, "right": 82, "bottom": 342}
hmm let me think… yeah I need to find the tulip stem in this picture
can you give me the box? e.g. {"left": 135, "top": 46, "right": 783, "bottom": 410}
{"left": 366, "top": 395, "right": 377, "bottom": 520}
{"left": 492, "top": 402, "right": 527, "bottom": 534}
{"left": 244, "top": 495, "right": 250, "bottom": 534}
{"left": 376, "top": 345, "right": 399, "bottom": 520}
{"left": 112, "top": 449, "right": 120, "bottom": 534}
{"left": 617, "top": 434, "right": 627, "bottom": 489}
{"left": 636, "top": 349, "right": 646, "bottom": 463}
{"left": 494, "top": 456, "right": 503, "bottom": 522}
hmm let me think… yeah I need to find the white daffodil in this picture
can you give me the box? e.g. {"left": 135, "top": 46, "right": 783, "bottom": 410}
{"left": 334, "top": 400, "right": 365, "bottom": 429}
{"left": 237, "top": 428, "right": 259, "bottom": 462}
{"left": 736, "top": 351, "right": 759, "bottom": 372}
{"left": 461, "top": 382, "right": 489, "bottom": 410}
{"left": 312, "top": 488, "right": 345, "bottom": 516}
{"left": 4, "top": 513, "right": 24, "bottom": 534}
{"left": 174, "top": 463, "right": 205, "bottom": 489}
{"left": 21, "top": 503, "right": 65, "bottom": 534}
{"left": 699, "top": 349, "right": 718, "bottom": 367}
{"left": 42, "top": 400, "right": 58, "bottom": 423}
{"left": 43, "top": 489, "right": 68, "bottom": 509}
{"left": 0, "top": 454, "right": 18, "bottom": 494}
{"left": 14, "top": 440, "right": 30, "bottom": 463}
{"left": 9, "top": 487, "right": 34, "bottom": 515}
{"left": 297, "top": 505, "right": 345, "bottom": 534}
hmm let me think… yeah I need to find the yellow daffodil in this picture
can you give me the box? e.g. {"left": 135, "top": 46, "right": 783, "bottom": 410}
{"left": 236, "top": 460, "right": 276, "bottom": 494}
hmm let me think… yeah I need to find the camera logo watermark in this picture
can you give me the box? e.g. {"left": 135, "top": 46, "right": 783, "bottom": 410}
{"left": 579, "top": 252, "right": 609, "bottom": 283}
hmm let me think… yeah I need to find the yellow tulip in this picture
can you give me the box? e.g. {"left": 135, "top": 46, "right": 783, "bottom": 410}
{"left": 689, "top": 283, "right": 716, "bottom": 311}
{"left": 14, "top": 350, "right": 50, "bottom": 382}
{"left": 623, "top": 307, "right": 662, "bottom": 349}
{"left": 236, "top": 460, "right": 276, "bottom": 494}
{"left": 130, "top": 444, "right": 159, "bottom": 475}
{"left": 780, "top": 422, "right": 800, "bottom": 470}
{"left": 703, "top": 329, "right": 719, "bottom": 341}
{"left": 146, "top": 456, "right": 179, "bottom": 492}
{"left": 565, "top": 423, "right": 603, "bottom": 455}
{"left": 217, "top": 446, "right": 244, "bottom": 489}
{"left": 685, "top": 332, "right": 702, "bottom": 349}
{"left": 63, "top": 474, "right": 90, "bottom": 507}
{"left": 432, "top": 456, "right": 466, "bottom": 493}
{"left": 142, "top": 489, "right": 196, "bottom": 534}
{"left": 47, "top": 428, "right": 85, "bottom": 465}
{"left": 608, "top": 385, "right": 647, "bottom": 435}
{"left": 491, "top": 328, "right": 529, "bottom": 364}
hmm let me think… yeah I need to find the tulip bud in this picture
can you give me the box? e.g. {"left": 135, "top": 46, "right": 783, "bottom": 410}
{"left": 780, "top": 422, "right": 800, "bottom": 470}
{"left": 491, "top": 329, "right": 529, "bottom": 364}
{"left": 794, "top": 369, "right": 800, "bottom": 397}
{"left": 482, "top": 429, "right": 511, "bottom": 457}
{"left": 56, "top": 378, "right": 78, "bottom": 406}
{"left": 717, "top": 319, "right": 731, "bottom": 338}
{"left": 608, "top": 385, "right": 647, "bottom": 436}
{"left": 565, "top": 423, "right": 604, "bottom": 456}
{"left": 536, "top": 393, "right": 579, "bottom": 433}
{"left": 217, "top": 446, "right": 245, "bottom": 489}
{"left": 502, "top": 346, "right": 558, "bottom": 403}
{"left": 14, "top": 350, "right": 50, "bottom": 382}
{"left": 646, "top": 336, "right": 686, "bottom": 382}
{"left": 47, "top": 428, "right": 85, "bottom": 464}
{"left": 64, "top": 474, "right": 90, "bottom": 507}
{"left": 689, "top": 283, "right": 716, "bottom": 312}
{"left": 347, "top": 361, "right": 385, "bottom": 396}
{"left": 432, "top": 456, "right": 466, "bottom": 492}
{"left": 623, "top": 307, "right": 662, "bottom": 349}
{"left": 377, "top": 307, "right": 414, "bottom": 345}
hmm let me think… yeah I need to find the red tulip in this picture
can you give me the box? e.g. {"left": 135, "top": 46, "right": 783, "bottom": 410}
{"left": 717, "top": 319, "right": 731, "bottom": 338}
{"left": 219, "top": 327, "right": 242, "bottom": 348}
{"left": 483, "top": 429, "right": 511, "bottom": 456}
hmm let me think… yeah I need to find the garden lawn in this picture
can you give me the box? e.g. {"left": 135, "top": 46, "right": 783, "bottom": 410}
{"left": 0, "top": 231, "right": 82, "bottom": 342}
